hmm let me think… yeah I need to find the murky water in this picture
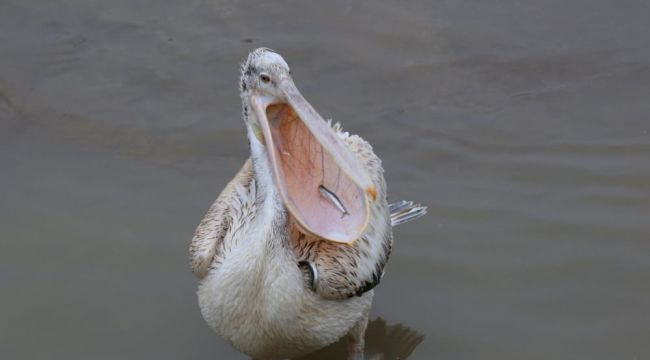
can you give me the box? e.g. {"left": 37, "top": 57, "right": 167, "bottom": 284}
{"left": 2, "top": 1, "right": 650, "bottom": 359}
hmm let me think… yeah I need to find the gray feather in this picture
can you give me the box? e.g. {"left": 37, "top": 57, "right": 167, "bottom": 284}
{"left": 389, "top": 200, "right": 427, "bottom": 226}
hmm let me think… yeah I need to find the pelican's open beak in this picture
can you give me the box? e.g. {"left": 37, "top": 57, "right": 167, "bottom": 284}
{"left": 250, "top": 76, "right": 376, "bottom": 244}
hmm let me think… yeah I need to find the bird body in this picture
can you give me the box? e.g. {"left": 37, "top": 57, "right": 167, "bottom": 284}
{"left": 190, "top": 48, "right": 425, "bottom": 359}
{"left": 196, "top": 160, "right": 373, "bottom": 358}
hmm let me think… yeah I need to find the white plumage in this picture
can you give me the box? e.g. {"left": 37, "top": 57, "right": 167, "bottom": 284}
{"left": 190, "top": 48, "right": 425, "bottom": 359}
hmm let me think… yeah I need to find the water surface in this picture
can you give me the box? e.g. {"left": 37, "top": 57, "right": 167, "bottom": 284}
{"left": 2, "top": 1, "right": 650, "bottom": 359}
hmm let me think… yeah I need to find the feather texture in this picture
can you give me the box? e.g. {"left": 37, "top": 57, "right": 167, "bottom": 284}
{"left": 189, "top": 159, "right": 255, "bottom": 278}
{"left": 189, "top": 124, "right": 395, "bottom": 299}
{"left": 389, "top": 200, "right": 427, "bottom": 226}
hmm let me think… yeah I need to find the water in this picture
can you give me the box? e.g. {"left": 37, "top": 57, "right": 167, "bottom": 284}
{"left": 1, "top": 1, "right": 649, "bottom": 359}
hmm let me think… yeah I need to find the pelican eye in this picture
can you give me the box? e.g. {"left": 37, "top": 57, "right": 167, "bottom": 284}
{"left": 260, "top": 73, "right": 271, "bottom": 83}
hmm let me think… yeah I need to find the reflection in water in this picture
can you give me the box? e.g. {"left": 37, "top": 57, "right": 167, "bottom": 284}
{"left": 297, "top": 318, "right": 424, "bottom": 360}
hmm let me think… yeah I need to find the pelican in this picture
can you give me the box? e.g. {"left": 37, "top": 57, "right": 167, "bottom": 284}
{"left": 190, "top": 48, "right": 425, "bottom": 360}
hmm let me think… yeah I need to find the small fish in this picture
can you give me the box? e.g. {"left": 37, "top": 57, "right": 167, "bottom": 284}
{"left": 318, "top": 185, "right": 350, "bottom": 218}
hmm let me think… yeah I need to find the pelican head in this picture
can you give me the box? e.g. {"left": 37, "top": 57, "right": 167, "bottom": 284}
{"left": 239, "top": 48, "right": 377, "bottom": 244}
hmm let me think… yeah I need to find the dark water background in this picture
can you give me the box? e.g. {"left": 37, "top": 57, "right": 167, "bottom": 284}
{"left": 2, "top": 1, "right": 649, "bottom": 359}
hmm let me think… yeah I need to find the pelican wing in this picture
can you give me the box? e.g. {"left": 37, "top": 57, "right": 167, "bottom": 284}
{"left": 189, "top": 159, "right": 254, "bottom": 278}
{"left": 290, "top": 124, "right": 394, "bottom": 299}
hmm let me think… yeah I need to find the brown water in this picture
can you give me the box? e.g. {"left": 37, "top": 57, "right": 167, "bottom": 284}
{"left": 2, "top": 1, "right": 650, "bottom": 359}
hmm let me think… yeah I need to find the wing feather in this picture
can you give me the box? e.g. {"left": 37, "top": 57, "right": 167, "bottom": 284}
{"left": 189, "top": 159, "right": 254, "bottom": 278}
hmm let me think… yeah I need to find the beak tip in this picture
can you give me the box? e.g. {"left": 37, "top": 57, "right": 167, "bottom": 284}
{"left": 366, "top": 186, "right": 378, "bottom": 201}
